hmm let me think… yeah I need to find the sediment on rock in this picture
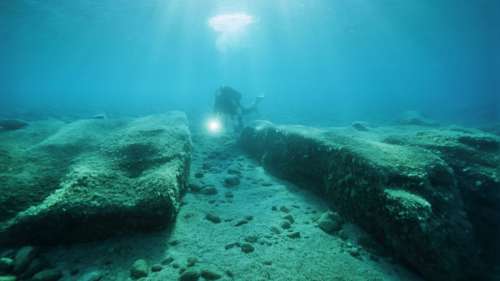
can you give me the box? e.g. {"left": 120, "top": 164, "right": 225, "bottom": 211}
{"left": 240, "top": 120, "right": 499, "bottom": 281}
{"left": 0, "top": 112, "right": 192, "bottom": 245}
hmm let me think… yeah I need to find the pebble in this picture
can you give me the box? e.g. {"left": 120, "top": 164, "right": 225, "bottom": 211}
{"left": 151, "top": 264, "right": 163, "bottom": 272}
{"left": 270, "top": 226, "right": 282, "bottom": 235}
{"left": 0, "top": 257, "right": 14, "bottom": 272}
{"left": 205, "top": 213, "right": 222, "bottom": 224}
{"left": 201, "top": 269, "right": 222, "bottom": 280}
{"left": 77, "top": 271, "right": 103, "bottom": 281}
{"left": 224, "top": 191, "right": 234, "bottom": 198}
{"left": 224, "top": 242, "right": 240, "bottom": 250}
{"left": 32, "top": 269, "right": 63, "bottom": 281}
{"left": 234, "top": 219, "right": 249, "bottom": 227}
{"left": 130, "top": 259, "right": 149, "bottom": 279}
{"left": 244, "top": 235, "right": 258, "bottom": 243}
{"left": 283, "top": 214, "right": 295, "bottom": 223}
{"left": 263, "top": 261, "right": 273, "bottom": 266}
{"left": 317, "top": 211, "right": 343, "bottom": 234}
{"left": 287, "top": 232, "right": 301, "bottom": 239}
{"left": 194, "top": 172, "right": 204, "bottom": 178}
{"left": 162, "top": 257, "right": 174, "bottom": 265}
{"left": 186, "top": 257, "right": 198, "bottom": 267}
{"left": 223, "top": 176, "right": 240, "bottom": 187}
{"left": 199, "top": 186, "right": 218, "bottom": 195}
{"left": 13, "top": 246, "right": 38, "bottom": 273}
{"left": 279, "top": 206, "right": 290, "bottom": 213}
{"left": 240, "top": 243, "right": 255, "bottom": 253}
{"left": 281, "top": 221, "right": 292, "bottom": 229}
{"left": 179, "top": 270, "right": 200, "bottom": 281}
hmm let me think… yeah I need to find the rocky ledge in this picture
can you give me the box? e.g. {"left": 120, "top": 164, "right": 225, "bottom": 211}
{"left": 0, "top": 112, "right": 192, "bottom": 245}
{"left": 240, "top": 121, "right": 499, "bottom": 281}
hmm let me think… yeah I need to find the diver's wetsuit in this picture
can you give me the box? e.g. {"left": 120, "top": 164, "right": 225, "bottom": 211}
{"left": 213, "top": 86, "right": 247, "bottom": 132}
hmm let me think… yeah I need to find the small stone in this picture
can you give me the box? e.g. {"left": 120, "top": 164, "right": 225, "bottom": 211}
{"left": 199, "top": 186, "right": 218, "bottom": 195}
{"left": 224, "top": 191, "right": 234, "bottom": 198}
{"left": 287, "top": 232, "right": 301, "bottom": 239}
{"left": 271, "top": 206, "right": 277, "bottom": 211}
{"left": 0, "top": 276, "right": 16, "bottom": 281}
{"left": 179, "top": 270, "right": 200, "bottom": 281}
{"left": 205, "top": 213, "right": 221, "bottom": 224}
{"left": 0, "top": 258, "right": 14, "bottom": 273}
{"left": 32, "top": 269, "right": 63, "bottom": 281}
{"left": 151, "top": 264, "right": 163, "bottom": 272}
{"left": 352, "top": 121, "right": 370, "bottom": 131}
{"left": 201, "top": 269, "right": 222, "bottom": 280}
{"left": 279, "top": 206, "right": 290, "bottom": 213}
{"left": 194, "top": 172, "right": 204, "bottom": 178}
{"left": 283, "top": 214, "right": 295, "bottom": 223}
{"left": 172, "top": 263, "right": 180, "bottom": 269}
{"left": 225, "top": 270, "right": 234, "bottom": 277}
{"left": 13, "top": 246, "right": 38, "bottom": 273}
{"left": 234, "top": 219, "right": 248, "bottom": 227}
{"left": 162, "top": 257, "right": 174, "bottom": 265}
{"left": 270, "top": 226, "right": 281, "bottom": 235}
{"left": 169, "top": 240, "right": 180, "bottom": 246}
{"left": 223, "top": 176, "right": 240, "bottom": 187}
{"left": 188, "top": 183, "right": 203, "bottom": 192}
{"left": 244, "top": 235, "right": 258, "bottom": 243}
{"left": 263, "top": 261, "right": 273, "bottom": 266}
{"left": 130, "top": 259, "right": 149, "bottom": 279}
{"left": 240, "top": 243, "right": 255, "bottom": 253}
{"left": 186, "top": 257, "right": 198, "bottom": 267}
{"left": 244, "top": 215, "right": 254, "bottom": 221}
{"left": 317, "top": 211, "right": 343, "bottom": 234}
{"left": 77, "top": 271, "right": 103, "bottom": 281}
{"left": 224, "top": 242, "right": 240, "bottom": 250}
{"left": 281, "top": 221, "right": 291, "bottom": 229}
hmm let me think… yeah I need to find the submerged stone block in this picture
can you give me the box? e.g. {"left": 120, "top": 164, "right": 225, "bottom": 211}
{"left": 0, "top": 112, "right": 191, "bottom": 245}
{"left": 240, "top": 121, "right": 499, "bottom": 281}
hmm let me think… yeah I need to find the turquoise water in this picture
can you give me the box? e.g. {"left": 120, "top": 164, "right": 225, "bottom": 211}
{"left": 1, "top": 0, "right": 498, "bottom": 125}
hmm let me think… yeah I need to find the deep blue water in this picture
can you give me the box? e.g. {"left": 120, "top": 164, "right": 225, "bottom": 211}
{"left": 0, "top": 0, "right": 498, "bottom": 126}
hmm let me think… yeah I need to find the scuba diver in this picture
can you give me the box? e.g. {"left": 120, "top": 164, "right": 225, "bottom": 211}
{"left": 213, "top": 86, "right": 264, "bottom": 132}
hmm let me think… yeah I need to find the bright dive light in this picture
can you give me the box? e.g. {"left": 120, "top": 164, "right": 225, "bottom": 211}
{"left": 207, "top": 118, "right": 222, "bottom": 133}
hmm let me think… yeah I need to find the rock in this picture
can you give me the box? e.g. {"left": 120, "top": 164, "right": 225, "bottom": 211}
{"left": 280, "top": 221, "right": 291, "bottom": 230}
{"left": 224, "top": 191, "right": 234, "bottom": 198}
{"left": 223, "top": 176, "right": 240, "bottom": 187}
{"left": 240, "top": 243, "right": 255, "bottom": 253}
{"left": 270, "top": 226, "right": 281, "bottom": 235}
{"left": 0, "top": 258, "right": 13, "bottom": 273}
{"left": 0, "top": 276, "right": 16, "bottom": 281}
{"left": 0, "top": 113, "right": 192, "bottom": 245}
{"left": 234, "top": 219, "right": 249, "bottom": 227}
{"left": 199, "top": 186, "right": 218, "bottom": 196}
{"left": 194, "top": 172, "right": 204, "bottom": 178}
{"left": 130, "top": 259, "right": 149, "bottom": 279}
{"left": 205, "top": 213, "right": 221, "bottom": 224}
{"left": 151, "top": 264, "right": 163, "bottom": 272}
{"left": 240, "top": 120, "right": 497, "bottom": 281}
{"left": 179, "top": 270, "right": 200, "bottom": 281}
{"left": 77, "top": 271, "right": 103, "bottom": 281}
{"left": 287, "top": 232, "right": 301, "bottom": 239}
{"left": 279, "top": 206, "right": 290, "bottom": 213}
{"left": 283, "top": 214, "right": 295, "bottom": 224}
{"left": 186, "top": 257, "right": 197, "bottom": 267}
{"left": 224, "top": 242, "right": 240, "bottom": 250}
{"left": 13, "top": 246, "right": 38, "bottom": 273}
{"left": 351, "top": 121, "right": 370, "bottom": 131}
{"left": 244, "top": 235, "right": 258, "bottom": 243}
{"left": 317, "top": 211, "right": 343, "bottom": 234}
{"left": 161, "top": 257, "right": 174, "bottom": 265}
{"left": 201, "top": 269, "right": 222, "bottom": 280}
{"left": 0, "top": 119, "right": 28, "bottom": 131}
{"left": 397, "top": 111, "right": 439, "bottom": 127}
{"left": 32, "top": 269, "right": 63, "bottom": 281}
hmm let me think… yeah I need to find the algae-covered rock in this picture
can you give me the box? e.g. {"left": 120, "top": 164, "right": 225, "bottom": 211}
{"left": 240, "top": 121, "right": 499, "bottom": 281}
{"left": 0, "top": 112, "right": 191, "bottom": 245}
